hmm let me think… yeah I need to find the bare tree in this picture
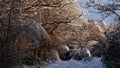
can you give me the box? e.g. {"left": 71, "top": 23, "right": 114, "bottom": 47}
{"left": 84, "top": 0, "right": 120, "bottom": 67}
{"left": 85, "top": 0, "right": 120, "bottom": 24}
{"left": 0, "top": 0, "right": 51, "bottom": 67}
{"left": 0, "top": 0, "right": 23, "bottom": 68}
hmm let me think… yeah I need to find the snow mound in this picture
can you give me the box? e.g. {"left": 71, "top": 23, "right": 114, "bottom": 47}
{"left": 44, "top": 57, "right": 104, "bottom": 68}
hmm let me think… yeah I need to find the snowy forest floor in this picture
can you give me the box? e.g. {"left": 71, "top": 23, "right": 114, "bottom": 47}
{"left": 43, "top": 57, "right": 104, "bottom": 68}
{"left": 20, "top": 57, "right": 105, "bottom": 68}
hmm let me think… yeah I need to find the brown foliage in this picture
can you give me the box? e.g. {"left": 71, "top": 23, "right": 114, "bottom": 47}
{"left": 0, "top": 0, "right": 109, "bottom": 66}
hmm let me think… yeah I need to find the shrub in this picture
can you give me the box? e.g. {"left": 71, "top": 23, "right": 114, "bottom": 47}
{"left": 102, "top": 28, "right": 120, "bottom": 68}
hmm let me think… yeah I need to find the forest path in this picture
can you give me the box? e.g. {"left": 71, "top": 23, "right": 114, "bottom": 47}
{"left": 44, "top": 57, "right": 104, "bottom": 68}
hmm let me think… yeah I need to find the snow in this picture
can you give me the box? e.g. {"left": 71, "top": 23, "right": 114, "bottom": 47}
{"left": 44, "top": 57, "right": 104, "bottom": 68}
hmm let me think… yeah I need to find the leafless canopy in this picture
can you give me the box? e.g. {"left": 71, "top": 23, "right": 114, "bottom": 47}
{"left": 85, "top": 0, "right": 120, "bottom": 24}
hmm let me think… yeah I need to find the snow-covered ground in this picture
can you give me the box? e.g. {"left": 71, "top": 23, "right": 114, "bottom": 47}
{"left": 44, "top": 57, "right": 104, "bottom": 68}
